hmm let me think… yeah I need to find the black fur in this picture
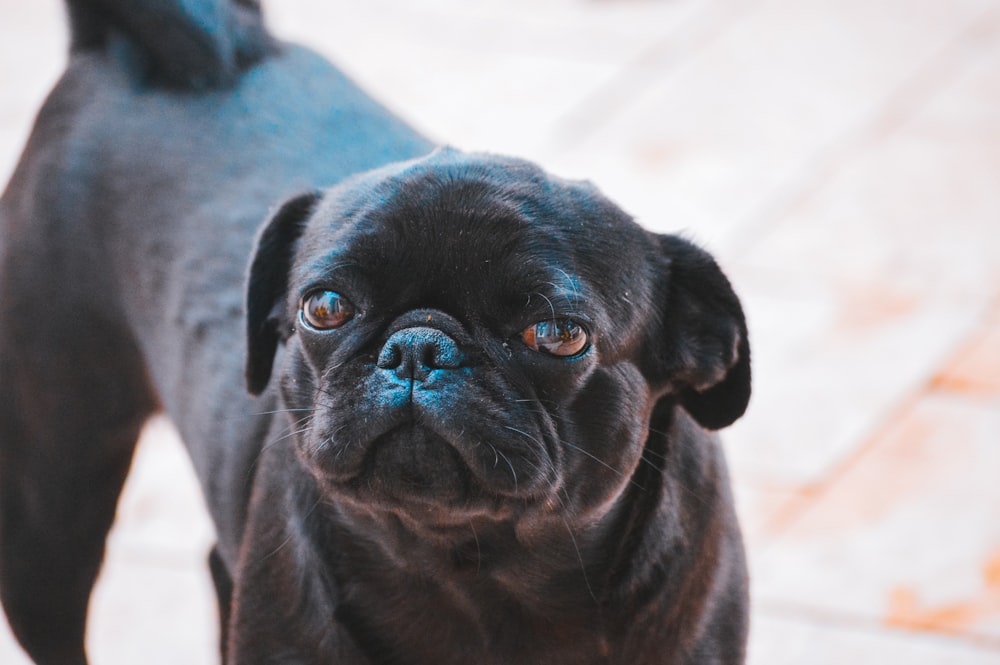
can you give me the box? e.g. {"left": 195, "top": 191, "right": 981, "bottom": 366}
{"left": 245, "top": 190, "right": 321, "bottom": 395}
{"left": 65, "top": 0, "right": 275, "bottom": 89}
{"left": 0, "top": 2, "right": 751, "bottom": 663}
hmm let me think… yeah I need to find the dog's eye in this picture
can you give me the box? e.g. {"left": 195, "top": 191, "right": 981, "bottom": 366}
{"left": 300, "top": 290, "right": 355, "bottom": 330}
{"left": 522, "top": 319, "right": 589, "bottom": 357}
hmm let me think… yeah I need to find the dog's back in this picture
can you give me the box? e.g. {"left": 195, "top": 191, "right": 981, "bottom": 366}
{"left": 0, "top": 2, "right": 430, "bottom": 662}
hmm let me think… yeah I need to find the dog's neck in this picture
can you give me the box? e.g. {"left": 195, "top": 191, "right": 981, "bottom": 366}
{"left": 327, "top": 494, "right": 624, "bottom": 602}
{"left": 309, "top": 453, "right": 674, "bottom": 662}
{"left": 305, "top": 490, "right": 649, "bottom": 663}
{"left": 239, "top": 405, "right": 714, "bottom": 663}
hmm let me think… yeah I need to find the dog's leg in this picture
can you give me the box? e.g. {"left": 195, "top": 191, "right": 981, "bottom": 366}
{"left": 0, "top": 316, "right": 157, "bottom": 664}
{"left": 209, "top": 545, "right": 234, "bottom": 661}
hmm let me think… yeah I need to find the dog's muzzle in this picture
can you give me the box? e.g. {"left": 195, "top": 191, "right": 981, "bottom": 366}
{"left": 299, "top": 312, "right": 558, "bottom": 513}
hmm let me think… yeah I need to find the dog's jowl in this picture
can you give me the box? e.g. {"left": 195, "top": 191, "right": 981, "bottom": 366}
{"left": 0, "top": 1, "right": 751, "bottom": 663}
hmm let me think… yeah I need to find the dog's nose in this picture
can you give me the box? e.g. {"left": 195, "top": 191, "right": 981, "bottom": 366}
{"left": 376, "top": 327, "right": 464, "bottom": 382}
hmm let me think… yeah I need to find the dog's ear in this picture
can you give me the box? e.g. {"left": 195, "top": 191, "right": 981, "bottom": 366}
{"left": 646, "top": 235, "right": 751, "bottom": 430}
{"left": 245, "top": 191, "right": 320, "bottom": 395}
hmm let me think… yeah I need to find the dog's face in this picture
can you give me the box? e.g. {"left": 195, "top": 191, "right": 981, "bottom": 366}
{"left": 245, "top": 149, "right": 749, "bottom": 527}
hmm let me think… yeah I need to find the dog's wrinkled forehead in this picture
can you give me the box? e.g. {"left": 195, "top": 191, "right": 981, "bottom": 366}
{"left": 292, "top": 150, "right": 655, "bottom": 333}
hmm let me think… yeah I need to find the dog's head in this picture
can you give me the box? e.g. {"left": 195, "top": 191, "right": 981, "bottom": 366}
{"left": 245, "top": 148, "right": 749, "bottom": 526}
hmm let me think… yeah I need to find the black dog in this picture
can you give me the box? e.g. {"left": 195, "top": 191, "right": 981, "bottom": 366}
{"left": 0, "top": 1, "right": 751, "bottom": 663}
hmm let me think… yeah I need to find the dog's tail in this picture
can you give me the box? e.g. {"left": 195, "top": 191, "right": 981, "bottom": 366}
{"left": 64, "top": 0, "right": 276, "bottom": 89}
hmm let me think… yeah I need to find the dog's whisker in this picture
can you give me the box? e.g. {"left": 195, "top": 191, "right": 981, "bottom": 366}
{"left": 542, "top": 281, "right": 580, "bottom": 318}
{"left": 516, "top": 407, "right": 551, "bottom": 418}
{"left": 243, "top": 415, "right": 315, "bottom": 486}
{"left": 636, "top": 451, "right": 664, "bottom": 475}
{"left": 553, "top": 269, "right": 580, "bottom": 305}
{"left": 259, "top": 418, "right": 315, "bottom": 455}
{"left": 532, "top": 291, "right": 557, "bottom": 321}
{"left": 248, "top": 407, "right": 318, "bottom": 417}
{"left": 214, "top": 406, "right": 317, "bottom": 423}
{"left": 330, "top": 426, "right": 352, "bottom": 462}
{"left": 665, "top": 468, "right": 716, "bottom": 510}
{"left": 554, "top": 490, "right": 599, "bottom": 606}
{"left": 512, "top": 397, "right": 559, "bottom": 408}
{"left": 269, "top": 418, "right": 316, "bottom": 448}
{"left": 258, "top": 495, "right": 324, "bottom": 563}
{"left": 639, "top": 440, "right": 669, "bottom": 462}
{"left": 502, "top": 425, "right": 543, "bottom": 447}
{"left": 631, "top": 444, "right": 715, "bottom": 508}
{"left": 554, "top": 437, "right": 645, "bottom": 492}
{"left": 494, "top": 448, "right": 518, "bottom": 492}
{"left": 468, "top": 520, "right": 482, "bottom": 577}
{"left": 637, "top": 431, "right": 717, "bottom": 507}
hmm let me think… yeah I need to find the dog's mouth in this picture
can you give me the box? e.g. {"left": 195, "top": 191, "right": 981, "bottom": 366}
{"left": 352, "top": 425, "right": 473, "bottom": 505}
{"left": 291, "top": 354, "right": 563, "bottom": 517}
{"left": 299, "top": 415, "right": 556, "bottom": 517}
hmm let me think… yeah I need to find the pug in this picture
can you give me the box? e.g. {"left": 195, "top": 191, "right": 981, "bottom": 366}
{"left": 0, "top": 1, "right": 751, "bottom": 664}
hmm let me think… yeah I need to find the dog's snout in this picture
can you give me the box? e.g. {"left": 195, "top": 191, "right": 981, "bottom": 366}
{"left": 377, "top": 327, "right": 464, "bottom": 381}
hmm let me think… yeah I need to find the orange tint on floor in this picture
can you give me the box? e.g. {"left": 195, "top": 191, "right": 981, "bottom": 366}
{"left": 835, "top": 282, "right": 920, "bottom": 332}
{"left": 931, "top": 319, "right": 1000, "bottom": 397}
{"left": 885, "top": 551, "right": 1000, "bottom": 634}
{"left": 770, "top": 406, "right": 970, "bottom": 539}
